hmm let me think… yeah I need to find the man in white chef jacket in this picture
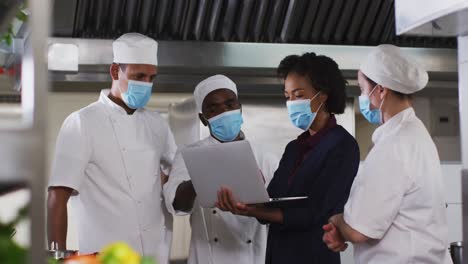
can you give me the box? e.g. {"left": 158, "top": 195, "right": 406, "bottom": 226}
{"left": 322, "top": 45, "right": 452, "bottom": 264}
{"left": 163, "top": 75, "right": 278, "bottom": 264}
{"left": 47, "top": 33, "right": 176, "bottom": 263}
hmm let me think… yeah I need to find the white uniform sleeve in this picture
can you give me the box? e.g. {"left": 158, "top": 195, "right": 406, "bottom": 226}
{"left": 344, "top": 142, "right": 409, "bottom": 240}
{"left": 163, "top": 149, "right": 191, "bottom": 216}
{"left": 250, "top": 142, "right": 280, "bottom": 186}
{"left": 259, "top": 152, "right": 279, "bottom": 186}
{"left": 48, "top": 112, "right": 91, "bottom": 194}
{"left": 160, "top": 123, "right": 177, "bottom": 174}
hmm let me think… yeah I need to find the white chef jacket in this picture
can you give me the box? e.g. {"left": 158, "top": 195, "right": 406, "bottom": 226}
{"left": 163, "top": 136, "right": 279, "bottom": 264}
{"left": 49, "top": 90, "right": 177, "bottom": 264}
{"left": 344, "top": 108, "right": 452, "bottom": 264}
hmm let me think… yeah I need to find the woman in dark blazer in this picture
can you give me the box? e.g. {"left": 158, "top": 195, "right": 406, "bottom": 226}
{"left": 216, "top": 52, "right": 360, "bottom": 264}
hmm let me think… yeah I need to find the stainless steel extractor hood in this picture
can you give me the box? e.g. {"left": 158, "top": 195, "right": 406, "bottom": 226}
{"left": 51, "top": 0, "right": 457, "bottom": 48}
{"left": 48, "top": 38, "right": 459, "bottom": 97}
{"left": 395, "top": 0, "right": 468, "bottom": 36}
{"left": 47, "top": 0, "right": 459, "bottom": 97}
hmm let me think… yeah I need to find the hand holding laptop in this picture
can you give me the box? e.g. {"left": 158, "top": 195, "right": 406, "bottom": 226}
{"left": 215, "top": 186, "right": 250, "bottom": 216}
{"left": 215, "top": 186, "right": 285, "bottom": 225}
{"left": 181, "top": 140, "right": 307, "bottom": 208}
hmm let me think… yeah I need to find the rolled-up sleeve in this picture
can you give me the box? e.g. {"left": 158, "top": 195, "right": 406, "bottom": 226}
{"left": 163, "top": 150, "right": 192, "bottom": 216}
{"left": 48, "top": 112, "right": 91, "bottom": 194}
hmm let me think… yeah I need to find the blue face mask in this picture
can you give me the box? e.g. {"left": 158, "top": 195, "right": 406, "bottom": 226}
{"left": 120, "top": 80, "right": 153, "bottom": 109}
{"left": 359, "top": 86, "right": 382, "bottom": 124}
{"left": 286, "top": 92, "right": 322, "bottom": 131}
{"left": 207, "top": 109, "right": 244, "bottom": 142}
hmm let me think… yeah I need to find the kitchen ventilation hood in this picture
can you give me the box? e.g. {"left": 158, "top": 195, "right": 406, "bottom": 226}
{"left": 395, "top": 0, "right": 468, "bottom": 36}
{"left": 48, "top": 38, "right": 458, "bottom": 97}
{"left": 53, "top": 0, "right": 457, "bottom": 48}
{"left": 47, "top": 0, "right": 459, "bottom": 96}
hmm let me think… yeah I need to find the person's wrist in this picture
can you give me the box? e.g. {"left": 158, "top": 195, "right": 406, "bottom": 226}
{"left": 329, "top": 214, "right": 340, "bottom": 226}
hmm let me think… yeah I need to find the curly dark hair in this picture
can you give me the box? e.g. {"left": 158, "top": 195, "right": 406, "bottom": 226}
{"left": 277, "top": 52, "right": 347, "bottom": 114}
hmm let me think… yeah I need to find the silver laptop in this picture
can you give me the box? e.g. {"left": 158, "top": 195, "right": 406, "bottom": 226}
{"left": 181, "top": 140, "right": 307, "bottom": 208}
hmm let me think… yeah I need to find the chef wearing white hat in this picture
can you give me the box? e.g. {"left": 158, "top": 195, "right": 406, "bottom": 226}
{"left": 163, "top": 75, "right": 279, "bottom": 264}
{"left": 47, "top": 33, "right": 177, "bottom": 263}
{"left": 322, "top": 44, "right": 452, "bottom": 264}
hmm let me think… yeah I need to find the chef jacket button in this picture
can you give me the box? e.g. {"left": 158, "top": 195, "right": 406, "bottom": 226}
{"left": 122, "top": 148, "right": 126, "bottom": 152}
{"left": 212, "top": 210, "right": 217, "bottom": 214}
{"left": 214, "top": 238, "right": 218, "bottom": 243}
{"left": 247, "top": 239, "right": 252, "bottom": 244}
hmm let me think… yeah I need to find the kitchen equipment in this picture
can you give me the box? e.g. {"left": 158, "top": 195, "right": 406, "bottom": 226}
{"left": 450, "top": 241, "right": 463, "bottom": 264}
{"left": 47, "top": 241, "right": 78, "bottom": 260}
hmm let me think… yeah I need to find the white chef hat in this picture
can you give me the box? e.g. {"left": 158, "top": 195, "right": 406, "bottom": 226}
{"left": 113, "top": 33, "right": 158, "bottom": 66}
{"left": 360, "top": 44, "right": 428, "bottom": 94}
{"left": 194, "top": 75, "right": 237, "bottom": 112}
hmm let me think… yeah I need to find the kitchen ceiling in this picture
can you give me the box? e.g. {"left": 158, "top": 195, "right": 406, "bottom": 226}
{"left": 53, "top": 0, "right": 457, "bottom": 48}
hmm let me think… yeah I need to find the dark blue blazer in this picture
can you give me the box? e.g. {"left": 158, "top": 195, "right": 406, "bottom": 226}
{"left": 265, "top": 125, "right": 360, "bottom": 264}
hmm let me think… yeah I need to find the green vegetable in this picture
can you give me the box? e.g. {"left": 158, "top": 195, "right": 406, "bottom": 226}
{"left": 140, "top": 257, "right": 156, "bottom": 264}
{"left": 0, "top": 205, "right": 29, "bottom": 263}
{"left": 48, "top": 258, "right": 60, "bottom": 264}
{"left": 0, "top": 236, "right": 27, "bottom": 263}
{"left": 1, "top": 25, "right": 13, "bottom": 46}
{"left": 1, "top": 5, "right": 28, "bottom": 46}
{"left": 16, "top": 10, "right": 28, "bottom": 22}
